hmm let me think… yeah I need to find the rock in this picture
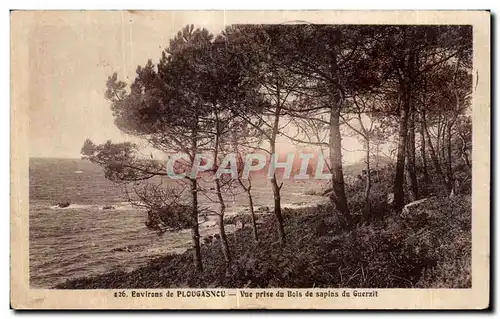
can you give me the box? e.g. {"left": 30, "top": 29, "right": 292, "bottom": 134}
{"left": 57, "top": 201, "right": 70, "bottom": 208}
{"left": 102, "top": 205, "right": 115, "bottom": 210}
{"left": 400, "top": 198, "right": 430, "bottom": 218}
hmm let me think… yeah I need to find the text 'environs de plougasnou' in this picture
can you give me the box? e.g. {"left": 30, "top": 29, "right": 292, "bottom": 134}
{"left": 113, "top": 290, "right": 379, "bottom": 299}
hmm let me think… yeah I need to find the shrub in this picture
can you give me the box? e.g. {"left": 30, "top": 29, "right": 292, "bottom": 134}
{"left": 304, "top": 189, "right": 323, "bottom": 196}
{"left": 224, "top": 213, "right": 257, "bottom": 228}
{"left": 145, "top": 204, "right": 193, "bottom": 233}
{"left": 413, "top": 196, "right": 472, "bottom": 288}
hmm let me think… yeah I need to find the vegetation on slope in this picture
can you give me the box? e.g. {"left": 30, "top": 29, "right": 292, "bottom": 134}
{"left": 56, "top": 172, "right": 471, "bottom": 289}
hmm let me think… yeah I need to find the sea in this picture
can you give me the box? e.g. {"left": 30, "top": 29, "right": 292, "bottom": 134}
{"left": 29, "top": 157, "right": 328, "bottom": 288}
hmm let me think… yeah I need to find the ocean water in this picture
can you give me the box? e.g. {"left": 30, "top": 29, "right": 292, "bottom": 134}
{"left": 29, "top": 158, "right": 328, "bottom": 288}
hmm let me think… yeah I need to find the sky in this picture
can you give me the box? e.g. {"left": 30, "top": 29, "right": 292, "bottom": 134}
{"left": 26, "top": 11, "right": 366, "bottom": 164}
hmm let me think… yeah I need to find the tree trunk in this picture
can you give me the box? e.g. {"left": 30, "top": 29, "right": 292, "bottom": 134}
{"left": 420, "top": 109, "right": 429, "bottom": 183}
{"left": 217, "top": 212, "right": 231, "bottom": 265}
{"left": 405, "top": 103, "right": 418, "bottom": 201}
{"left": 436, "top": 116, "right": 442, "bottom": 163}
{"left": 459, "top": 132, "right": 471, "bottom": 170}
{"left": 363, "top": 138, "right": 371, "bottom": 220}
{"left": 463, "top": 152, "right": 471, "bottom": 169}
{"left": 329, "top": 106, "right": 351, "bottom": 225}
{"left": 445, "top": 120, "right": 454, "bottom": 192}
{"left": 394, "top": 50, "right": 420, "bottom": 210}
{"left": 393, "top": 87, "right": 410, "bottom": 210}
{"left": 213, "top": 109, "right": 231, "bottom": 264}
{"left": 246, "top": 188, "right": 259, "bottom": 243}
{"left": 423, "top": 117, "right": 449, "bottom": 192}
{"left": 215, "top": 178, "right": 231, "bottom": 265}
{"left": 440, "top": 117, "right": 447, "bottom": 166}
{"left": 237, "top": 176, "right": 259, "bottom": 243}
{"left": 189, "top": 178, "right": 203, "bottom": 272}
{"left": 270, "top": 103, "right": 286, "bottom": 245}
{"left": 270, "top": 174, "right": 286, "bottom": 244}
{"left": 326, "top": 45, "right": 350, "bottom": 225}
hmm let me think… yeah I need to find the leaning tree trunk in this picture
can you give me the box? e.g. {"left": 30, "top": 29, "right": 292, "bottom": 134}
{"left": 237, "top": 176, "right": 259, "bottom": 243}
{"left": 215, "top": 178, "right": 231, "bottom": 265}
{"left": 246, "top": 188, "right": 259, "bottom": 243}
{"left": 189, "top": 178, "right": 203, "bottom": 272}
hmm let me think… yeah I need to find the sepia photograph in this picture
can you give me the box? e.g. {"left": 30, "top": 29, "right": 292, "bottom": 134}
{"left": 10, "top": 10, "right": 490, "bottom": 309}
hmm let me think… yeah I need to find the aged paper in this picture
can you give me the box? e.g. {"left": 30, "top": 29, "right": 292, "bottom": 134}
{"left": 11, "top": 10, "right": 490, "bottom": 309}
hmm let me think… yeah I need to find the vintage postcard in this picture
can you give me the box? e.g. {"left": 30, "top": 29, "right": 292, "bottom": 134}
{"left": 11, "top": 10, "right": 490, "bottom": 309}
